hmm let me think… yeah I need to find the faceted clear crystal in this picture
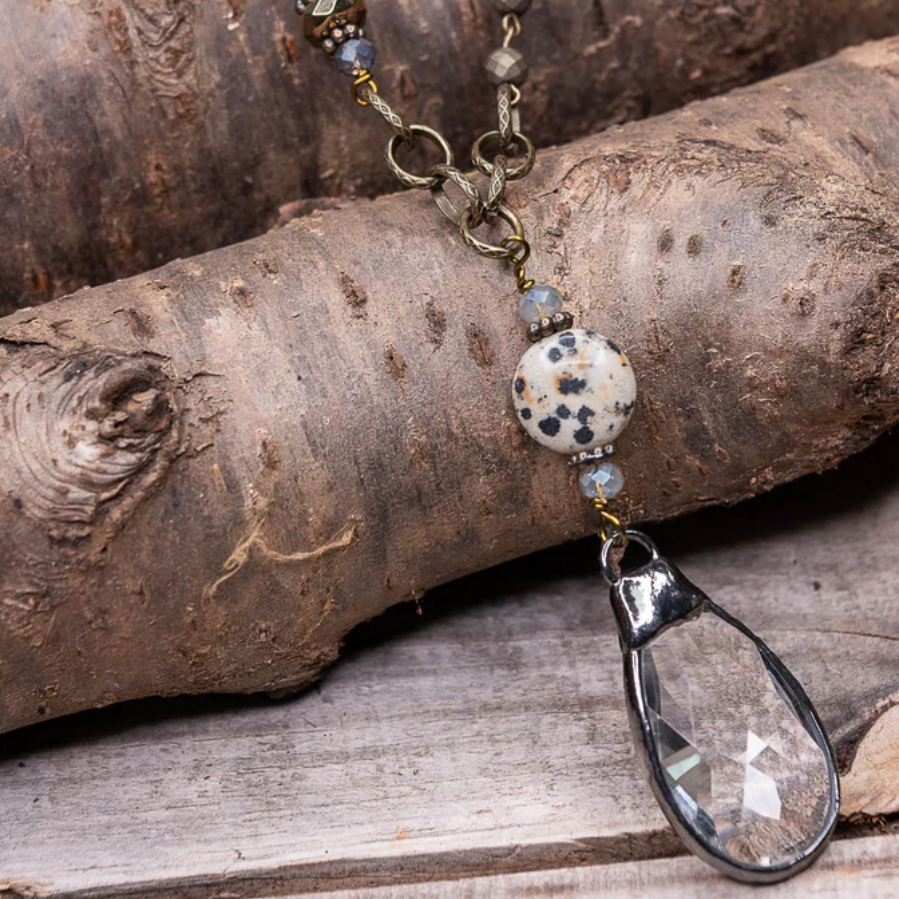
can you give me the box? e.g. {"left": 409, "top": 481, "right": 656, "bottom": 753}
{"left": 640, "top": 610, "right": 834, "bottom": 869}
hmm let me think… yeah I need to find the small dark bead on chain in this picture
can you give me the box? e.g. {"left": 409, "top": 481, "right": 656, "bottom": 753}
{"left": 302, "top": 0, "right": 367, "bottom": 47}
{"left": 492, "top": 0, "right": 532, "bottom": 12}
{"left": 485, "top": 47, "right": 528, "bottom": 87}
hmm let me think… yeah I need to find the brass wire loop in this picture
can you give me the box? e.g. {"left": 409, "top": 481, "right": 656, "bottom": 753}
{"left": 501, "top": 234, "right": 535, "bottom": 293}
{"left": 593, "top": 503, "right": 628, "bottom": 547}
{"left": 351, "top": 70, "right": 379, "bottom": 106}
{"left": 502, "top": 13, "right": 522, "bottom": 47}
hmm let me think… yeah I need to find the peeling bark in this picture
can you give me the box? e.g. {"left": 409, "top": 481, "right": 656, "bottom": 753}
{"left": 3, "top": 0, "right": 899, "bottom": 312}
{"left": 3, "top": 41, "right": 899, "bottom": 732}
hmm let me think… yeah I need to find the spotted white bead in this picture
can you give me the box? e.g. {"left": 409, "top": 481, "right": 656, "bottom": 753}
{"left": 512, "top": 329, "right": 637, "bottom": 453}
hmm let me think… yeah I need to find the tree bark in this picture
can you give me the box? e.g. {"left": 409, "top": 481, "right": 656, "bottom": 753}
{"left": 3, "top": 39, "right": 899, "bottom": 734}
{"left": 3, "top": 0, "right": 899, "bottom": 314}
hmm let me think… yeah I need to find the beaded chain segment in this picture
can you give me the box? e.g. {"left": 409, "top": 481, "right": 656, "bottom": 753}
{"left": 298, "top": 0, "right": 840, "bottom": 884}
{"left": 297, "top": 0, "right": 633, "bottom": 541}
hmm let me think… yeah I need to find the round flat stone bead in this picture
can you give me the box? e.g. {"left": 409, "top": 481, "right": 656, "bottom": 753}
{"left": 579, "top": 462, "right": 625, "bottom": 499}
{"left": 519, "top": 284, "right": 564, "bottom": 323}
{"left": 334, "top": 38, "right": 376, "bottom": 75}
{"left": 512, "top": 329, "right": 637, "bottom": 453}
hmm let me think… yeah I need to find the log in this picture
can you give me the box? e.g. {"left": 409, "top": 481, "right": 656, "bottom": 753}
{"left": 3, "top": 39, "right": 899, "bottom": 735}
{"left": 3, "top": 0, "right": 899, "bottom": 314}
{"left": 2, "top": 429, "right": 899, "bottom": 896}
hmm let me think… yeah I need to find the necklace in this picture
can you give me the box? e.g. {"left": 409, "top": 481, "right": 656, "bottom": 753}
{"left": 297, "top": 0, "right": 840, "bottom": 883}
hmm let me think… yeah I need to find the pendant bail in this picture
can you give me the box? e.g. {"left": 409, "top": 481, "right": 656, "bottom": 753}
{"left": 602, "top": 530, "right": 704, "bottom": 649}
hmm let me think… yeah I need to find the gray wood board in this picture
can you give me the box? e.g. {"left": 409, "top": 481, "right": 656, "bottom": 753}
{"left": 277, "top": 834, "right": 899, "bottom": 899}
{"left": 2, "top": 436, "right": 899, "bottom": 898}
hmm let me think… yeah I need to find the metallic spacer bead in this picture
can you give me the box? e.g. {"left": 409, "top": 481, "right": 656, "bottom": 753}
{"left": 322, "top": 37, "right": 336, "bottom": 54}
{"left": 330, "top": 27, "right": 347, "bottom": 43}
{"left": 302, "top": 0, "right": 367, "bottom": 48}
{"left": 552, "top": 310, "right": 575, "bottom": 331}
{"left": 568, "top": 445, "right": 616, "bottom": 468}
{"left": 525, "top": 310, "right": 576, "bottom": 342}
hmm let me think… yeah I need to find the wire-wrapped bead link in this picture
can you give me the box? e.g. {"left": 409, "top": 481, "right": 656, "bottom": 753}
{"left": 321, "top": 0, "right": 536, "bottom": 291}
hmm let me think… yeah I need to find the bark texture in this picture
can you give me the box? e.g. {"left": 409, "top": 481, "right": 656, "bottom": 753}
{"left": 3, "top": 0, "right": 899, "bottom": 314}
{"left": 3, "top": 40, "right": 899, "bottom": 733}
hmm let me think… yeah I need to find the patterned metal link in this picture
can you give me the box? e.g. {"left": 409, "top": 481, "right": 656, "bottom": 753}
{"left": 459, "top": 203, "right": 524, "bottom": 260}
{"left": 344, "top": 4, "right": 537, "bottom": 281}
{"left": 472, "top": 130, "right": 535, "bottom": 181}
{"left": 497, "top": 84, "right": 514, "bottom": 149}
{"left": 486, "top": 154, "right": 508, "bottom": 213}
{"left": 361, "top": 86, "right": 415, "bottom": 147}
{"left": 386, "top": 124, "right": 455, "bottom": 191}
{"left": 430, "top": 164, "right": 485, "bottom": 227}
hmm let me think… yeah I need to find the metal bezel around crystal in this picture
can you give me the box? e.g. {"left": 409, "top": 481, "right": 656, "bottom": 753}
{"left": 606, "top": 533, "right": 840, "bottom": 884}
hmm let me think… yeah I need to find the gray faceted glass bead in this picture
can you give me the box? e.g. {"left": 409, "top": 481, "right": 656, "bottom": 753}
{"left": 485, "top": 47, "right": 528, "bottom": 86}
{"left": 334, "top": 38, "right": 376, "bottom": 76}
{"left": 519, "top": 284, "right": 564, "bottom": 323}
{"left": 579, "top": 463, "right": 625, "bottom": 500}
{"left": 492, "top": 0, "right": 532, "bottom": 12}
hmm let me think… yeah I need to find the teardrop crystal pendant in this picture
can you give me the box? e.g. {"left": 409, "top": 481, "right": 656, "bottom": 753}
{"left": 602, "top": 531, "right": 839, "bottom": 883}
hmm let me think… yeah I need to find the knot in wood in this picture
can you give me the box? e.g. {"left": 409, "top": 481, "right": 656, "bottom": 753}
{"left": 0, "top": 349, "right": 178, "bottom": 537}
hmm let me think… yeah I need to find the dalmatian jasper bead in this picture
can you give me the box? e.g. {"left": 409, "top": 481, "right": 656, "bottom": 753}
{"left": 512, "top": 329, "right": 637, "bottom": 453}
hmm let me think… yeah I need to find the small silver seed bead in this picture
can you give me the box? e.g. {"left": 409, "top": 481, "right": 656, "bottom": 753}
{"left": 330, "top": 27, "right": 346, "bottom": 44}
{"left": 568, "top": 445, "right": 617, "bottom": 468}
{"left": 322, "top": 37, "right": 336, "bottom": 54}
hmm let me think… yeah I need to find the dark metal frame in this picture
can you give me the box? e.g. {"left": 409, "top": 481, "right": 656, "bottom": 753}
{"left": 605, "top": 530, "right": 840, "bottom": 884}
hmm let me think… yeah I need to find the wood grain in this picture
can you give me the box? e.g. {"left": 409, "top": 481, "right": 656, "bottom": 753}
{"left": 5, "top": 40, "right": 899, "bottom": 733}
{"left": 3, "top": 0, "right": 899, "bottom": 313}
{"left": 282, "top": 836, "right": 899, "bottom": 899}
{"left": 0, "top": 433, "right": 898, "bottom": 898}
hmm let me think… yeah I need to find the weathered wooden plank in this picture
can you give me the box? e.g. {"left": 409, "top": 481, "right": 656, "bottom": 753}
{"left": 276, "top": 835, "right": 899, "bottom": 899}
{"left": 1, "top": 436, "right": 899, "bottom": 898}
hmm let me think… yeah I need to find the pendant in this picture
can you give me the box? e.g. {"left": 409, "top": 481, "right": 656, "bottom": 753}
{"left": 601, "top": 531, "right": 840, "bottom": 883}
